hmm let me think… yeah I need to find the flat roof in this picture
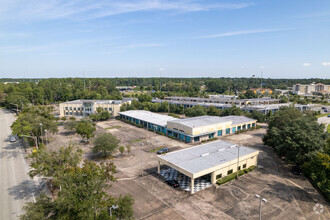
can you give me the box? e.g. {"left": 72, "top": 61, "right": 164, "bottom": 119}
{"left": 63, "top": 99, "right": 131, "bottom": 105}
{"left": 158, "top": 140, "right": 258, "bottom": 175}
{"left": 220, "top": 116, "right": 256, "bottom": 126}
{"left": 169, "top": 115, "right": 256, "bottom": 128}
{"left": 119, "top": 110, "right": 176, "bottom": 127}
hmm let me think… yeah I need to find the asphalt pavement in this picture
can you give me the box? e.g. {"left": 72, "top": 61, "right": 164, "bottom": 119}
{"left": 0, "top": 109, "right": 37, "bottom": 220}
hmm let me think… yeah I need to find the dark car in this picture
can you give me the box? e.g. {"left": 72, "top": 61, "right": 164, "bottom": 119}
{"left": 165, "top": 179, "right": 180, "bottom": 188}
{"left": 291, "top": 166, "right": 302, "bottom": 175}
{"left": 157, "top": 147, "right": 169, "bottom": 154}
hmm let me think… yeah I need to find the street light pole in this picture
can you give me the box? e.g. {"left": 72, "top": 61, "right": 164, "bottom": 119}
{"left": 44, "top": 129, "right": 48, "bottom": 145}
{"left": 255, "top": 194, "right": 267, "bottom": 220}
{"left": 140, "top": 142, "right": 143, "bottom": 176}
{"left": 109, "top": 205, "right": 119, "bottom": 217}
{"left": 236, "top": 144, "right": 240, "bottom": 179}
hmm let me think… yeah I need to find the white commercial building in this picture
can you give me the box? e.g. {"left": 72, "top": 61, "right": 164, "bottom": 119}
{"left": 157, "top": 140, "right": 259, "bottom": 194}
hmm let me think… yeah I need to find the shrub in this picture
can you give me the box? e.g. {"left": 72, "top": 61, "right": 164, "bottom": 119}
{"left": 238, "top": 170, "right": 245, "bottom": 176}
{"left": 61, "top": 117, "right": 67, "bottom": 121}
{"left": 217, "top": 173, "right": 237, "bottom": 185}
{"left": 248, "top": 165, "right": 257, "bottom": 171}
{"left": 243, "top": 168, "right": 250, "bottom": 174}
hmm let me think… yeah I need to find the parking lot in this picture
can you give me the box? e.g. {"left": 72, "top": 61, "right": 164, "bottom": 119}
{"left": 96, "top": 119, "right": 329, "bottom": 219}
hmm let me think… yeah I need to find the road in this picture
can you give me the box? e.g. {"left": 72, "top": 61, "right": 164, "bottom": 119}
{"left": 0, "top": 109, "right": 37, "bottom": 219}
{"left": 318, "top": 115, "right": 330, "bottom": 131}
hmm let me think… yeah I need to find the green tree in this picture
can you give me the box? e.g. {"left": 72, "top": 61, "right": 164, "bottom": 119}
{"left": 27, "top": 144, "right": 83, "bottom": 178}
{"left": 263, "top": 107, "right": 327, "bottom": 165}
{"left": 93, "top": 133, "right": 120, "bottom": 157}
{"left": 11, "top": 109, "right": 58, "bottom": 147}
{"left": 76, "top": 120, "right": 96, "bottom": 141}
{"left": 113, "top": 195, "right": 135, "bottom": 219}
{"left": 63, "top": 119, "right": 79, "bottom": 132}
{"left": 126, "top": 145, "right": 131, "bottom": 156}
{"left": 20, "top": 161, "right": 125, "bottom": 220}
{"left": 302, "top": 153, "right": 330, "bottom": 200}
{"left": 119, "top": 146, "right": 125, "bottom": 156}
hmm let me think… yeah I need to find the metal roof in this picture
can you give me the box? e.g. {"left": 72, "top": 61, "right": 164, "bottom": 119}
{"left": 118, "top": 110, "right": 176, "bottom": 127}
{"left": 169, "top": 115, "right": 256, "bottom": 128}
{"left": 220, "top": 116, "right": 256, "bottom": 126}
{"left": 158, "top": 140, "right": 258, "bottom": 175}
{"left": 63, "top": 99, "right": 131, "bottom": 105}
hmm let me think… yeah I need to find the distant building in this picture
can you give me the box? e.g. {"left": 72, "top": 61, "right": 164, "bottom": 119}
{"left": 245, "top": 88, "right": 273, "bottom": 94}
{"left": 162, "top": 96, "right": 280, "bottom": 106}
{"left": 292, "top": 83, "right": 330, "bottom": 95}
{"left": 119, "top": 110, "right": 257, "bottom": 143}
{"left": 59, "top": 99, "right": 132, "bottom": 117}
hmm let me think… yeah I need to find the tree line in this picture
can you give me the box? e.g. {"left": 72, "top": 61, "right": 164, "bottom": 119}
{"left": 263, "top": 107, "right": 329, "bottom": 200}
{"left": 11, "top": 106, "right": 134, "bottom": 219}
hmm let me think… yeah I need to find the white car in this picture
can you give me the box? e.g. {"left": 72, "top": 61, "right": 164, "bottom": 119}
{"left": 10, "top": 137, "right": 16, "bottom": 142}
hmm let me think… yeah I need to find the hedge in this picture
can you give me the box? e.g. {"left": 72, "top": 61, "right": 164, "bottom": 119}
{"left": 216, "top": 166, "right": 257, "bottom": 185}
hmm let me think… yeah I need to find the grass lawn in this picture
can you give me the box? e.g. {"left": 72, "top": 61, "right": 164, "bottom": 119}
{"left": 316, "top": 113, "right": 329, "bottom": 118}
{"left": 148, "top": 147, "right": 164, "bottom": 153}
{"left": 105, "top": 126, "right": 121, "bottom": 129}
{"left": 130, "top": 139, "right": 142, "bottom": 143}
{"left": 327, "top": 124, "right": 330, "bottom": 133}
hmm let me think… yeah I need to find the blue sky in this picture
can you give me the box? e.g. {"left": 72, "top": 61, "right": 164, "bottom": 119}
{"left": 0, "top": 0, "right": 330, "bottom": 78}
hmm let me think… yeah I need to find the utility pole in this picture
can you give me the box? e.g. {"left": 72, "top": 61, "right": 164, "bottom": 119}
{"left": 140, "top": 142, "right": 144, "bottom": 176}
{"left": 236, "top": 144, "right": 240, "bottom": 179}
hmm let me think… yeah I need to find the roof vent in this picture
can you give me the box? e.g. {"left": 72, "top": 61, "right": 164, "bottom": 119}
{"left": 200, "top": 153, "right": 209, "bottom": 157}
{"left": 230, "top": 145, "right": 237, "bottom": 148}
{"left": 218, "top": 148, "right": 225, "bottom": 152}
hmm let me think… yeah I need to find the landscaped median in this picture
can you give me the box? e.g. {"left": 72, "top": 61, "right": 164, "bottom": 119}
{"left": 216, "top": 165, "right": 257, "bottom": 185}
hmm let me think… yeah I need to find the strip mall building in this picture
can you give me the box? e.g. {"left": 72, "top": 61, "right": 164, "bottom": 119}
{"left": 119, "top": 110, "right": 257, "bottom": 143}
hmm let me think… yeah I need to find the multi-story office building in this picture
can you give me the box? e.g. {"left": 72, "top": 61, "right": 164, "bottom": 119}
{"left": 59, "top": 99, "right": 132, "bottom": 117}
{"left": 292, "top": 83, "right": 330, "bottom": 95}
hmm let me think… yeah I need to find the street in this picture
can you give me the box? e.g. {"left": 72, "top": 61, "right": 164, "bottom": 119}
{"left": 0, "top": 109, "right": 37, "bottom": 220}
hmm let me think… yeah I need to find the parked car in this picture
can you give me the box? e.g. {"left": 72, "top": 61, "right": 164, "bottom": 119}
{"left": 291, "top": 166, "right": 302, "bottom": 175}
{"left": 327, "top": 114, "right": 330, "bottom": 117}
{"left": 10, "top": 136, "right": 16, "bottom": 142}
{"left": 157, "top": 147, "right": 169, "bottom": 154}
{"left": 165, "top": 179, "right": 179, "bottom": 188}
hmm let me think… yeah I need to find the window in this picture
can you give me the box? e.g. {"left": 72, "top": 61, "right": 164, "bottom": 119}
{"left": 232, "top": 127, "right": 236, "bottom": 133}
{"left": 238, "top": 166, "right": 241, "bottom": 170}
{"left": 243, "top": 164, "right": 247, "bottom": 169}
{"left": 225, "top": 128, "right": 230, "bottom": 135}
{"left": 104, "top": 108, "right": 107, "bottom": 111}
{"left": 247, "top": 124, "right": 251, "bottom": 129}
{"left": 65, "top": 107, "right": 68, "bottom": 110}
{"left": 74, "top": 107, "right": 76, "bottom": 110}
{"left": 209, "top": 133, "right": 214, "bottom": 138}
{"left": 218, "top": 130, "right": 222, "bottom": 136}
{"left": 237, "top": 126, "right": 241, "bottom": 131}
{"left": 243, "top": 125, "right": 246, "bottom": 129}
{"left": 252, "top": 123, "right": 256, "bottom": 127}
{"left": 216, "top": 174, "right": 222, "bottom": 179}
{"left": 227, "top": 169, "right": 233, "bottom": 175}
{"left": 194, "top": 136, "right": 200, "bottom": 142}
{"left": 70, "top": 112, "right": 73, "bottom": 115}
{"left": 109, "top": 107, "right": 112, "bottom": 111}
{"left": 78, "top": 107, "right": 80, "bottom": 111}
{"left": 69, "top": 107, "right": 72, "bottom": 110}
{"left": 65, "top": 112, "right": 68, "bottom": 115}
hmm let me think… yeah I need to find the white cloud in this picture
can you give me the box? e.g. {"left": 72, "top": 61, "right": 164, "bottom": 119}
{"left": 322, "top": 62, "right": 330, "bottom": 66}
{"left": 0, "top": 0, "right": 253, "bottom": 22}
{"left": 196, "top": 29, "right": 288, "bottom": 39}
{"left": 303, "top": 63, "right": 311, "bottom": 67}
